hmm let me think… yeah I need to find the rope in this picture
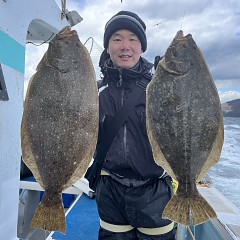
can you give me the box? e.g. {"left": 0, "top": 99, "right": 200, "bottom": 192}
{"left": 61, "top": 0, "right": 67, "bottom": 19}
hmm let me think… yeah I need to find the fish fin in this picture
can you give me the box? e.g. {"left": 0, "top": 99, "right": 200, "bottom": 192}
{"left": 21, "top": 133, "right": 45, "bottom": 188}
{"left": 146, "top": 124, "right": 177, "bottom": 179}
{"left": 162, "top": 194, "right": 191, "bottom": 226}
{"left": 31, "top": 192, "right": 66, "bottom": 234}
{"left": 190, "top": 194, "right": 217, "bottom": 225}
{"left": 197, "top": 119, "right": 224, "bottom": 181}
{"left": 163, "top": 193, "right": 216, "bottom": 226}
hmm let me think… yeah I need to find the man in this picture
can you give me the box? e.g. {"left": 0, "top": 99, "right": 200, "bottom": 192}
{"left": 90, "top": 11, "right": 176, "bottom": 240}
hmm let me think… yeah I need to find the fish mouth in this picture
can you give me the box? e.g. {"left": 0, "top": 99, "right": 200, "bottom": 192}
{"left": 56, "top": 26, "right": 77, "bottom": 40}
{"left": 173, "top": 30, "right": 184, "bottom": 41}
{"left": 59, "top": 26, "right": 72, "bottom": 35}
{"left": 173, "top": 30, "right": 193, "bottom": 43}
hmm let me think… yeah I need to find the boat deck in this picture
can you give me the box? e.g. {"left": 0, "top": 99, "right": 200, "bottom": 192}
{"left": 48, "top": 194, "right": 99, "bottom": 240}
{"left": 198, "top": 185, "right": 240, "bottom": 240}
{"left": 18, "top": 176, "right": 98, "bottom": 240}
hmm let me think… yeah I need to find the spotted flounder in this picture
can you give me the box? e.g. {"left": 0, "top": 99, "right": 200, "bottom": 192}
{"left": 146, "top": 30, "right": 224, "bottom": 226}
{"left": 21, "top": 27, "right": 99, "bottom": 233}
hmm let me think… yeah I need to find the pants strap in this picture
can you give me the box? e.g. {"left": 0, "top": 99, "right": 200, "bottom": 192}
{"left": 137, "top": 222, "right": 174, "bottom": 235}
{"left": 100, "top": 219, "right": 134, "bottom": 233}
{"left": 100, "top": 219, "right": 174, "bottom": 235}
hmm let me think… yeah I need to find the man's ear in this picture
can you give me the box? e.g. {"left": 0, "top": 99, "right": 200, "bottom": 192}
{"left": 107, "top": 48, "right": 109, "bottom": 54}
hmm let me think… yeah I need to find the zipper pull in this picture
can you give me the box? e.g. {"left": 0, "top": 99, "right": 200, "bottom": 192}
{"left": 117, "top": 71, "right": 123, "bottom": 87}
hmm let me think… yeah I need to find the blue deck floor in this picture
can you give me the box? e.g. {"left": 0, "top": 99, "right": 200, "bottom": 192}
{"left": 52, "top": 194, "right": 99, "bottom": 240}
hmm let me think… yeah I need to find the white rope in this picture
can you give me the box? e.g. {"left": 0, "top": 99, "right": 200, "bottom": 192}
{"left": 61, "top": 0, "right": 67, "bottom": 19}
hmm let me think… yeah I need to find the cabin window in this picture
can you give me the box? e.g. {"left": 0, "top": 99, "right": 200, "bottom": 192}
{"left": 0, "top": 64, "right": 9, "bottom": 101}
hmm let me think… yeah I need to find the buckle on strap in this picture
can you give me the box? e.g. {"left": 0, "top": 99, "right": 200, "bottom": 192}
{"left": 101, "top": 170, "right": 110, "bottom": 176}
{"left": 100, "top": 219, "right": 134, "bottom": 233}
{"left": 138, "top": 222, "right": 174, "bottom": 235}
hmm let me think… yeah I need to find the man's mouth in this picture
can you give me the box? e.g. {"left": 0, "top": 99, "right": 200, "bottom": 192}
{"left": 119, "top": 55, "right": 131, "bottom": 59}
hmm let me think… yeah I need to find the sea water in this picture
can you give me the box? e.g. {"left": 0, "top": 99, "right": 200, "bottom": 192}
{"left": 209, "top": 117, "right": 240, "bottom": 209}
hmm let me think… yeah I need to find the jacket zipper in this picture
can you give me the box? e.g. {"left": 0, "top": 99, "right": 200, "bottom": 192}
{"left": 117, "top": 71, "right": 122, "bottom": 88}
{"left": 117, "top": 70, "right": 127, "bottom": 166}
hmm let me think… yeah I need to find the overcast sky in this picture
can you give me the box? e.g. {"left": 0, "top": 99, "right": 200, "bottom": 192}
{"left": 25, "top": 0, "right": 240, "bottom": 103}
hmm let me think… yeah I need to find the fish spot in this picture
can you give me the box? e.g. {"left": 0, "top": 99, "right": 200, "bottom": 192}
{"left": 176, "top": 104, "right": 187, "bottom": 112}
{"left": 172, "top": 48, "right": 178, "bottom": 58}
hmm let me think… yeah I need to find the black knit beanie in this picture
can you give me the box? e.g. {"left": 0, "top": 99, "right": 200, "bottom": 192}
{"left": 104, "top": 11, "right": 147, "bottom": 52}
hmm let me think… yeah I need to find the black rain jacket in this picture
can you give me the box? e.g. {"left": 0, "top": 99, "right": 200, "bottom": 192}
{"left": 97, "top": 57, "right": 165, "bottom": 180}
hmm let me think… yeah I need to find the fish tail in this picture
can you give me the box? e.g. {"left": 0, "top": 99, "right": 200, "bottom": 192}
{"left": 190, "top": 194, "right": 217, "bottom": 225}
{"left": 162, "top": 194, "right": 191, "bottom": 226}
{"left": 31, "top": 192, "right": 66, "bottom": 234}
{"left": 163, "top": 193, "right": 216, "bottom": 226}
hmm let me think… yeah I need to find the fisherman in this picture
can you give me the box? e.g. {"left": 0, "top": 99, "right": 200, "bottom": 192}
{"left": 86, "top": 10, "right": 176, "bottom": 240}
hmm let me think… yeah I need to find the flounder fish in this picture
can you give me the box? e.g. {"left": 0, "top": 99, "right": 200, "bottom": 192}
{"left": 21, "top": 27, "right": 99, "bottom": 233}
{"left": 146, "top": 30, "right": 224, "bottom": 226}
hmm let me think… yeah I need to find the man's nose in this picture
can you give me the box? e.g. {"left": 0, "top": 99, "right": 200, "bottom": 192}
{"left": 120, "top": 40, "right": 130, "bottom": 50}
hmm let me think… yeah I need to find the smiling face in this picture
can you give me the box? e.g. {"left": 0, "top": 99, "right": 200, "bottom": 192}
{"left": 107, "top": 29, "right": 142, "bottom": 69}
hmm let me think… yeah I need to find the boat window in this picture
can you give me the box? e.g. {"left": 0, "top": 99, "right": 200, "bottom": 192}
{"left": 0, "top": 64, "right": 9, "bottom": 101}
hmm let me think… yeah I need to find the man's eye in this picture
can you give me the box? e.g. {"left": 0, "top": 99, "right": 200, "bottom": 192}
{"left": 113, "top": 38, "right": 121, "bottom": 41}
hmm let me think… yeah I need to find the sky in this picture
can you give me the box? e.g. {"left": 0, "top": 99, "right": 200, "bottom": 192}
{"left": 25, "top": 0, "right": 240, "bottom": 103}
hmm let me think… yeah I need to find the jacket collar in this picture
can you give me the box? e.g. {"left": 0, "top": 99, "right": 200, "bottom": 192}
{"left": 102, "top": 57, "right": 153, "bottom": 85}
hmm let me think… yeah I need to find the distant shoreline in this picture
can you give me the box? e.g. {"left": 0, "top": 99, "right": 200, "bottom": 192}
{"left": 222, "top": 98, "right": 240, "bottom": 117}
